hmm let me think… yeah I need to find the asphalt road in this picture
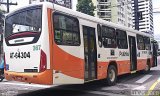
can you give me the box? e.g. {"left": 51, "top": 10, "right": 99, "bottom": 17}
{"left": 0, "top": 57, "right": 160, "bottom": 96}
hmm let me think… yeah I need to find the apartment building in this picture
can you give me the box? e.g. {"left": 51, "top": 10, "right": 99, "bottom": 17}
{"left": 93, "top": 0, "right": 133, "bottom": 28}
{"left": 132, "top": 0, "right": 154, "bottom": 35}
{"left": 29, "top": 0, "right": 72, "bottom": 9}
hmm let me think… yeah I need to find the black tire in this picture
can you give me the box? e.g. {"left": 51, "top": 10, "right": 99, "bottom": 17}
{"left": 142, "top": 61, "right": 150, "bottom": 74}
{"left": 0, "top": 75, "right": 4, "bottom": 82}
{"left": 106, "top": 65, "right": 117, "bottom": 86}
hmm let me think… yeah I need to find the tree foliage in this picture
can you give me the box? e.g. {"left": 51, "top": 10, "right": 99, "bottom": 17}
{"left": 76, "top": 0, "right": 96, "bottom": 16}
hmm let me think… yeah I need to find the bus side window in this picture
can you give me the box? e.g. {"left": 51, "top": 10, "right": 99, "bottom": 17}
{"left": 97, "top": 24, "right": 102, "bottom": 47}
{"left": 137, "top": 34, "right": 145, "bottom": 50}
{"left": 143, "top": 36, "right": 151, "bottom": 50}
{"left": 101, "top": 25, "right": 116, "bottom": 48}
{"left": 53, "top": 13, "right": 80, "bottom": 46}
{"left": 116, "top": 29, "right": 128, "bottom": 49}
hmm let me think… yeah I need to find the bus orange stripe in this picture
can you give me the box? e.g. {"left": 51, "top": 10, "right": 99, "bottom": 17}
{"left": 53, "top": 45, "right": 84, "bottom": 79}
{"left": 47, "top": 8, "right": 53, "bottom": 84}
{"left": 47, "top": 8, "right": 54, "bottom": 70}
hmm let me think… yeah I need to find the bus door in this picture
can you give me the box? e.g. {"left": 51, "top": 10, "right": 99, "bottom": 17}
{"left": 128, "top": 36, "right": 137, "bottom": 71}
{"left": 152, "top": 41, "right": 157, "bottom": 67}
{"left": 83, "top": 26, "right": 97, "bottom": 81}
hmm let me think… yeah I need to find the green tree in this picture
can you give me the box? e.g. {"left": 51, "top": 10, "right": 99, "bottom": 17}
{"left": 76, "top": 0, "right": 96, "bottom": 16}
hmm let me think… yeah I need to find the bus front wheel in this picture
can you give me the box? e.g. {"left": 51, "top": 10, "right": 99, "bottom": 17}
{"left": 106, "top": 65, "right": 117, "bottom": 86}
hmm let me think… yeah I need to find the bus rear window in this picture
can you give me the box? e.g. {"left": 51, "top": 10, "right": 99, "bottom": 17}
{"left": 5, "top": 6, "right": 42, "bottom": 46}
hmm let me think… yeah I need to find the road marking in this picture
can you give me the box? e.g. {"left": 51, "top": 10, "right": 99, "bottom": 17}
{"left": 135, "top": 75, "right": 152, "bottom": 83}
{"left": 2, "top": 82, "right": 53, "bottom": 88}
{"left": 145, "top": 77, "right": 160, "bottom": 96}
{"left": 133, "top": 85, "right": 146, "bottom": 90}
{"left": 84, "top": 91, "right": 126, "bottom": 96}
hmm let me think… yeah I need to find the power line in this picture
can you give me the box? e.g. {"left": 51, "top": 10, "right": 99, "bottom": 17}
{"left": 153, "top": 11, "right": 160, "bottom": 13}
{"left": 153, "top": 7, "right": 160, "bottom": 9}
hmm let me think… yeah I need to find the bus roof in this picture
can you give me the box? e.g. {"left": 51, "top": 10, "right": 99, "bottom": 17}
{"left": 52, "top": 3, "right": 152, "bottom": 38}
{"left": 7, "top": 2, "right": 153, "bottom": 38}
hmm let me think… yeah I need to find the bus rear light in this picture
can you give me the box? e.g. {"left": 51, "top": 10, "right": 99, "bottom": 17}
{"left": 39, "top": 50, "right": 47, "bottom": 72}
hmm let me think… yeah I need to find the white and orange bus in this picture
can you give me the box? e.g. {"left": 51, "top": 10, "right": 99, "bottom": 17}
{"left": 4, "top": 2, "right": 157, "bottom": 85}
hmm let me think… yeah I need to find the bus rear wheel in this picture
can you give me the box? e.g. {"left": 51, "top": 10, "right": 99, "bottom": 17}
{"left": 106, "top": 65, "right": 117, "bottom": 86}
{"left": 142, "top": 61, "right": 150, "bottom": 74}
{"left": 0, "top": 74, "right": 4, "bottom": 82}
{"left": 143, "top": 64, "right": 150, "bottom": 73}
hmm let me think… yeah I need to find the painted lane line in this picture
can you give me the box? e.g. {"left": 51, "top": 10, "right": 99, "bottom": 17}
{"left": 133, "top": 85, "right": 146, "bottom": 90}
{"left": 145, "top": 81, "right": 159, "bottom": 96}
{"left": 145, "top": 77, "right": 160, "bottom": 96}
{"left": 135, "top": 75, "right": 152, "bottom": 83}
{"left": 158, "top": 77, "right": 160, "bottom": 82}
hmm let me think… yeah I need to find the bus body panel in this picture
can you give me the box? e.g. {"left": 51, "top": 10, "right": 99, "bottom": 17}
{"left": 49, "top": 9, "right": 85, "bottom": 84}
{"left": 52, "top": 44, "right": 84, "bottom": 84}
{"left": 5, "top": 69, "right": 53, "bottom": 85}
{"left": 4, "top": 4, "right": 53, "bottom": 85}
{"left": 4, "top": 44, "right": 41, "bottom": 72}
{"left": 4, "top": 2, "right": 155, "bottom": 85}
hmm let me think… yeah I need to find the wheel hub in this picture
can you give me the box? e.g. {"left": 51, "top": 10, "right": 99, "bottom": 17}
{"left": 109, "top": 69, "right": 115, "bottom": 82}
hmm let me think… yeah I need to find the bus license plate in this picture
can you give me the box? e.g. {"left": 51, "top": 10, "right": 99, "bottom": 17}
{"left": 10, "top": 52, "right": 30, "bottom": 59}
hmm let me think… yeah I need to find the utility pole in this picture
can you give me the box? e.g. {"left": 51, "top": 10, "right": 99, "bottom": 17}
{"left": 0, "top": 0, "right": 17, "bottom": 13}
{"left": 7, "top": 0, "right": 9, "bottom": 13}
{"left": 133, "top": 0, "right": 139, "bottom": 31}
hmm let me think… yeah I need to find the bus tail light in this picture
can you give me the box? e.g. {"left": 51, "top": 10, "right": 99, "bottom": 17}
{"left": 39, "top": 50, "right": 47, "bottom": 72}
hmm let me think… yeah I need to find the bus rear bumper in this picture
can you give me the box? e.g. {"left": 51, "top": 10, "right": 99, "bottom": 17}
{"left": 4, "top": 70, "right": 53, "bottom": 85}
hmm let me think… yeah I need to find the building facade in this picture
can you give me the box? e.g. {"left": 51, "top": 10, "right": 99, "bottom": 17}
{"left": 29, "top": 0, "right": 72, "bottom": 9}
{"left": 92, "top": 0, "right": 133, "bottom": 28}
{"left": 132, "top": 0, "right": 154, "bottom": 35}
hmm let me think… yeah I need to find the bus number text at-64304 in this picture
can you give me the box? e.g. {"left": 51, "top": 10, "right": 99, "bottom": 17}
{"left": 10, "top": 52, "right": 31, "bottom": 59}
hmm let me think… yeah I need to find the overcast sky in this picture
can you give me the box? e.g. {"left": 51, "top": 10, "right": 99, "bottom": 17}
{"left": 3, "top": 0, "right": 160, "bottom": 36}
{"left": 9, "top": 0, "right": 29, "bottom": 11}
{"left": 152, "top": 0, "right": 160, "bottom": 36}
